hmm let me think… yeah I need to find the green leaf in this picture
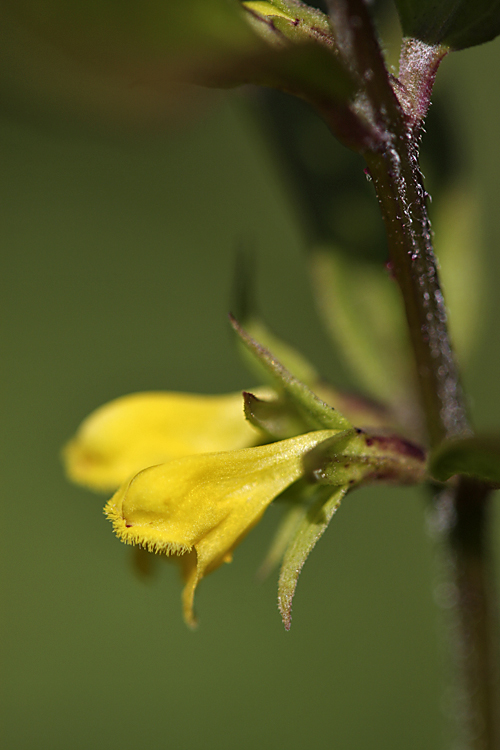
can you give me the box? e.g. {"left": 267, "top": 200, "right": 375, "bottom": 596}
{"left": 304, "top": 430, "right": 427, "bottom": 487}
{"left": 243, "top": 1, "right": 297, "bottom": 23}
{"left": 394, "top": 0, "right": 500, "bottom": 50}
{"left": 429, "top": 435, "right": 500, "bottom": 487}
{"left": 278, "top": 484, "right": 347, "bottom": 630}
{"left": 310, "top": 247, "right": 415, "bottom": 409}
{"left": 230, "top": 315, "right": 352, "bottom": 431}
{"left": 242, "top": 0, "right": 339, "bottom": 47}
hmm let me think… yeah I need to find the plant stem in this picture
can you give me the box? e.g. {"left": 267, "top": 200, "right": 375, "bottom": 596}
{"left": 367, "top": 140, "right": 500, "bottom": 750}
{"left": 364, "top": 60, "right": 500, "bottom": 750}
{"left": 367, "top": 149, "right": 500, "bottom": 749}
{"left": 327, "top": 0, "right": 469, "bottom": 446}
{"left": 322, "top": 3, "right": 500, "bottom": 746}
{"left": 364, "top": 143, "right": 469, "bottom": 447}
{"left": 433, "top": 480, "right": 500, "bottom": 749}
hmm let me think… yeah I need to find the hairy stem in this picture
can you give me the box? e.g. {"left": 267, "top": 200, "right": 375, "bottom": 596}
{"left": 364, "top": 143, "right": 469, "bottom": 447}
{"left": 433, "top": 481, "right": 500, "bottom": 750}
{"left": 328, "top": 0, "right": 469, "bottom": 447}
{"left": 366, "top": 119, "right": 500, "bottom": 750}
{"left": 321, "top": 2, "right": 499, "bottom": 746}
{"left": 363, "top": 53, "right": 500, "bottom": 750}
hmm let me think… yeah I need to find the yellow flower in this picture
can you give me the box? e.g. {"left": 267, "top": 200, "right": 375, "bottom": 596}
{"left": 63, "top": 386, "right": 343, "bottom": 625}
{"left": 104, "top": 430, "right": 335, "bottom": 626}
{"left": 64, "top": 390, "right": 268, "bottom": 492}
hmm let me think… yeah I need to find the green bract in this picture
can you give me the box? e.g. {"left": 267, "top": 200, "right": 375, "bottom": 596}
{"left": 278, "top": 484, "right": 347, "bottom": 629}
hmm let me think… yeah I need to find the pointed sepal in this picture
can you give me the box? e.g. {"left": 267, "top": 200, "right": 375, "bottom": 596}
{"left": 278, "top": 485, "right": 347, "bottom": 629}
{"left": 230, "top": 315, "right": 352, "bottom": 432}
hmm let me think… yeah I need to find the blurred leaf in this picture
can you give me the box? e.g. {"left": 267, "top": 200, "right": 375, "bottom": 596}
{"left": 394, "top": 0, "right": 500, "bottom": 50}
{"left": 304, "top": 429, "right": 427, "bottom": 487}
{"left": 255, "top": 88, "right": 390, "bottom": 260}
{"left": 429, "top": 435, "right": 500, "bottom": 487}
{"left": 214, "top": 41, "right": 355, "bottom": 107}
{"left": 0, "top": 0, "right": 356, "bottom": 125}
{"left": 230, "top": 315, "right": 352, "bottom": 430}
{"left": 278, "top": 484, "right": 347, "bottom": 630}
{"left": 433, "top": 183, "right": 484, "bottom": 363}
{"left": 310, "top": 247, "right": 416, "bottom": 409}
{"left": 2, "top": 0, "right": 251, "bottom": 56}
{"left": 232, "top": 249, "right": 320, "bottom": 386}
{"left": 0, "top": 0, "right": 252, "bottom": 125}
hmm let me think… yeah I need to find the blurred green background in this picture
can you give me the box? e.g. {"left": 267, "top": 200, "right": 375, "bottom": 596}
{"left": 2, "top": 7, "right": 500, "bottom": 749}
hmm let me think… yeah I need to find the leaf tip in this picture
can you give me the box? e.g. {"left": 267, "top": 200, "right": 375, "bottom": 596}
{"left": 278, "top": 593, "right": 293, "bottom": 631}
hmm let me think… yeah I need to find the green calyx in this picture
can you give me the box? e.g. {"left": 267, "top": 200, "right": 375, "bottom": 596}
{"left": 304, "top": 429, "right": 427, "bottom": 488}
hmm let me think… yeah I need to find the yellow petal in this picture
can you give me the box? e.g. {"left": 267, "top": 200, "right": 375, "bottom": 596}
{"left": 104, "top": 430, "right": 336, "bottom": 626}
{"left": 64, "top": 390, "right": 267, "bottom": 492}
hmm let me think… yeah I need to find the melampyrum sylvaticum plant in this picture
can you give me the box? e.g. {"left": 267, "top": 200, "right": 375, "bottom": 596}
{"left": 7, "top": 0, "right": 499, "bottom": 747}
